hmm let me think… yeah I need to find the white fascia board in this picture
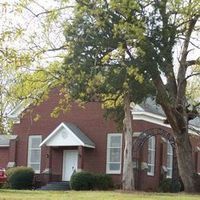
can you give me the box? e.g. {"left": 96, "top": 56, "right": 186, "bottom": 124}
{"left": 132, "top": 111, "right": 169, "bottom": 128}
{"left": 81, "top": 144, "right": 95, "bottom": 149}
{"left": 131, "top": 104, "right": 144, "bottom": 112}
{"left": 62, "top": 123, "right": 85, "bottom": 146}
{"left": 0, "top": 145, "right": 9, "bottom": 147}
{"left": 8, "top": 117, "right": 20, "bottom": 124}
{"left": 188, "top": 129, "right": 199, "bottom": 136}
{"left": 40, "top": 122, "right": 93, "bottom": 147}
{"left": 62, "top": 124, "right": 95, "bottom": 148}
{"left": 132, "top": 111, "right": 199, "bottom": 136}
{"left": 8, "top": 102, "right": 30, "bottom": 120}
{"left": 189, "top": 125, "right": 200, "bottom": 132}
{"left": 40, "top": 123, "right": 67, "bottom": 147}
{"left": 7, "top": 103, "right": 23, "bottom": 118}
{"left": 133, "top": 111, "right": 166, "bottom": 120}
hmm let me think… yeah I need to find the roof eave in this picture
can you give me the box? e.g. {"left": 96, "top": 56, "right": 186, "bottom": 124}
{"left": 132, "top": 111, "right": 199, "bottom": 136}
{"left": 40, "top": 122, "right": 95, "bottom": 148}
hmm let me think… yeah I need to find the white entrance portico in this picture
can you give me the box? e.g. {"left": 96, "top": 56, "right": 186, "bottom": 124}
{"left": 40, "top": 122, "right": 95, "bottom": 181}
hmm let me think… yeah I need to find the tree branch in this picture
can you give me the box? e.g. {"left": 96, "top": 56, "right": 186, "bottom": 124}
{"left": 0, "top": 49, "right": 5, "bottom": 55}
{"left": 179, "top": 36, "right": 200, "bottom": 50}
{"left": 23, "top": 4, "right": 74, "bottom": 18}
{"left": 180, "top": 15, "right": 199, "bottom": 66}
{"left": 194, "top": 102, "right": 200, "bottom": 109}
{"left": 177, "top": 14, "right": 199, "bottom": 105}
{"left": 186, "top": 58, "right": 200, "bottom": 67}
{"left": 185, "top": 72, "right": 200, "bottom": 80}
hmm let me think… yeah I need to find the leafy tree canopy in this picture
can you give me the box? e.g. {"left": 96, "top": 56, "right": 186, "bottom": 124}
{"left": 60, "top": 0, "right": 200, "bottom": 192}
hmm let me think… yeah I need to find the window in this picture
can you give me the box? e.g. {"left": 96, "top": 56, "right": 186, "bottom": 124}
{"left": 166, "top": 141, "right": 173, "bottom": 178}
{"left": 147, "top": 136, "right": 156, "bottom": 176}
{"left": 28, "top": 135, "right": 42, "bottom": 173}
{"left": 106, "top": 133, "right": 122, "bottom": 174}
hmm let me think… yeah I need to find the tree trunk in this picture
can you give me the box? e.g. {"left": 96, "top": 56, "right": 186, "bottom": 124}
{"left": 122, "top": 93, "right": 135, "bottom": 191}
{"left": 158, "top": 99, "right": 198, "bottom": 193}
{"left": 174, "top": 130, "right": 197, "bottom": 193}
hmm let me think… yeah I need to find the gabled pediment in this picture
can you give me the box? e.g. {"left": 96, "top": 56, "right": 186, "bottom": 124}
{"left": 40, "top": 122, "right": 95, "bottom": 148}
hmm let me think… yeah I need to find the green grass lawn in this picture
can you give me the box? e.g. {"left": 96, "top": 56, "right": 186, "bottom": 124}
{"left": 0, "top": 190, "right": 200, "bottom": 200}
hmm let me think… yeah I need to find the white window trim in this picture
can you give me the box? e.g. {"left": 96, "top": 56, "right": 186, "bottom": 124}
{"left": 106, "top": 133, "right": 122, "bottom": 174}
{"left": 28, "top": 135, "right": 42, "bottom": 174}
{"left": 147, "top": 136, "right": 156, "bottom": 176}
{"left": 166, "top": 141, "right": 173, "bottom": 178}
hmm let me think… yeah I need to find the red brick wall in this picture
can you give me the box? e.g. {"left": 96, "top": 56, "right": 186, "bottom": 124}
{"left": 13, "top": 88, "right": 121, "bottom": 185}
{"left": 190, "top": 135, "right": 200, "bottom": 173}
{"left": 11, "top": 89, "right": 200, "bottom": 189}
{"left": 135, "top": 135, "right": 163, "bottom": 191}
{"left": 9, "top": 140, "right": 17, "bottom": 163}
{"left": 132, "top": 120, "right": 173, "bottom": 191}
{"left": 132, "top": 120, "right": 200, "bottom": 191}
{"left": 0, "top": 147, "right": 9, "bottom": 168}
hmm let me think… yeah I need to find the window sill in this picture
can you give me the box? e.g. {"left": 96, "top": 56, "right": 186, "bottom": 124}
{"left": 106, "top": 171, "right": 121, "bottom": 175}
{"left": 147, "top": 173, "right": 154, "bottom": 176}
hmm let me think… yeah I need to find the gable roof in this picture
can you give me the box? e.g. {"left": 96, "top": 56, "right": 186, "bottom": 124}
{"left": 0, "top": 135, "right": 18, "bottom": 147}
{"left": 139, "top": 97, "right": 166, "bottom": 117}
{"left": 40, "top": 122, "right": 95, "bottom": 148}
{"left": 132, "top": 97, "right": 200, "bottom": 132}
{"left": 7, "top": 101, "right": 30, "bottom": 122}
{"left": 189, "top": 117, "right": 200, "bottom": 129}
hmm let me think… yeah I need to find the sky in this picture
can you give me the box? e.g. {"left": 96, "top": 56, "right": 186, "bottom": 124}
{"left": 0, "top": 0, "right": 199, "bottom": 86}
{"left": 0, "top": 0, "right": 74, "bottom": 69}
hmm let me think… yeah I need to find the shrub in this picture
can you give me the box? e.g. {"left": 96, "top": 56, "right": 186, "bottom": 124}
{"left": 1, "top": 181, "right": 10, "bottom": 189}
{"left": 70, "top": 171, "right": 95, "bottom": 190}
{"left": 171, "top": 179, "right": 182, "bottom": 193}
{"left": 158, "top": 178, "right": 171, "bottom": 192}
{"left": 70, "top": 171, "right": 114, "bottom": 191}
{"left": 158, "top": 178, "right": 181, "bottom": 193}
{"left": 94, "top": 174, "right": 113, "bottom": 190}
{"left": 6, "top": 166, "right": 34, "bottom": 189}
{"left": 193, "top": 173, "right": 200, "bottom": 192}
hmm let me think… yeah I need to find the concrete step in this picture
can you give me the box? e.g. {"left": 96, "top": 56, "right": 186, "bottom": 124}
{"left": 39, "top": 181, "right": 70, "bottom": 191}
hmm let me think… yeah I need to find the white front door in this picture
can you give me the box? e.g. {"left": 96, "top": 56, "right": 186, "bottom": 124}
{"left": 62, "top": 150, "right": 78, "bottom": 181}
